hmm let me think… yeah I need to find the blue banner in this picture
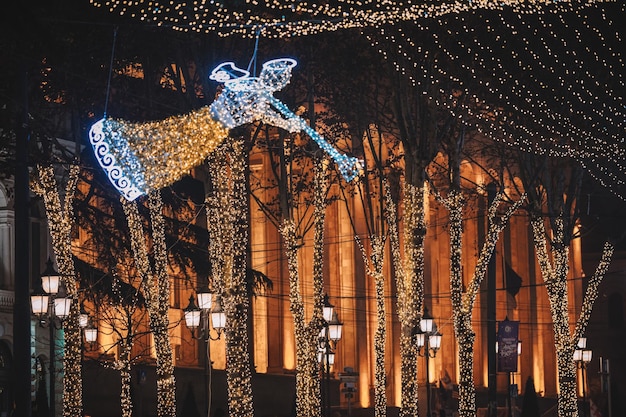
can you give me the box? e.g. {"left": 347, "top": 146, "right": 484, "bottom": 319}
{"left": 497, "top": 320, "right": 519, "bottom": 373}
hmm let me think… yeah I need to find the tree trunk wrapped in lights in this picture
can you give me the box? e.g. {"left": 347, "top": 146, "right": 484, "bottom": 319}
{"left": 279, "top": 159, "right": 329, "bottom": 417}
{"left": 98, "top": 277, "right": 140, "bottom": 417}
{"left": 356, "top": 235, "right": 387, "bottom": 417}
{"left": 207, "top": 140, "right": 255, "bottom": 417}
{"left": 530, "top": 215, "right": 614, "bottom": 417}
{"left": 439, "top": 189, "right": 525, "bottom": 417}
{"left": 106, "top": 336, "right": 134, "bottom": 417}
{"left": 122, "top": 191, "right": 176, "bottom": 417}
{"left": 33, "top": 165, "right": 83, "bottom": 417}
{"left": 392, "top": 181, "right": 426, "bottom": 417}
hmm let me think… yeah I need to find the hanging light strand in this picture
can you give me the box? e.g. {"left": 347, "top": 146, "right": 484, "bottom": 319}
{"left": 89, "top": 0, "right": 611, "bottom": 38}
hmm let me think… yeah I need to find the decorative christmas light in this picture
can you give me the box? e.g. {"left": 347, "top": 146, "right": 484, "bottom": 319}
{"left": 96, "top": 269, "right": 143, "bottom": 417}
{"left": 438, "top": 188, "right": 525, "bottom": 417}
{"left": 122, "top": 191, "right": 176, "bottom": 417}
{"left": 387, "top": 180, "right": 424, "bottom": 417}
{"left": 33, "top": 165, "right": 83, "bottom": 417}
{"left": 209, "top": 58, "right": 362, "bottom": 182}
{"left": 89, "top": 107, "right": 228, "bottom": 201}
{"left": 530, "top": 214, "right": 615, "bottom": 417}
{"left": 90, "top": 58, "right": 361, "bottom": 203}
{"left": 370, "top": 2, "right": 626, "bottom": 199}
{"left": 89, "top": 0, "right": 607, "bottom": 38}
{"left": 276, "top": 159, "right": 329, "bottom": 417}
{"left": 206, "top": 140, "right": 256, "bottom": 417}
{"left": 356, "top": 234, "right": 387, "bottom": 417}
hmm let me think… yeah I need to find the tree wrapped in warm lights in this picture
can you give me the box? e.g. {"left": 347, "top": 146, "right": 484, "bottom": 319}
{"left": 32, "top": 164, "right": 83, "bottom": 417}
{"left": 515, "top": 153, "right": 615, "bottom": 417}
{"left": 243, "top": 60, "right": 339, "bottom": 414}
{"left": 121, "top": 191, "right": 176, "bottom": 417}
{"left": 207, "top": 139, "right": 255, "bottom": 417}
{"left": 379, "top": 45, "right": 454, "bottom": 416}
{"left": 84, "top": 266, "right": 148, "bottom": 417}
{"left": 278, "top": 159, "right": 329, "bottom": 417}
{"left": 388, "top": 180, "right": 424, "bottom": 417}
{"left": 354, "top": 226, "right": 388, "bottom": 417}
{"left": 437, "top": 185, "right": 525, "bottom": 417}
{"left": 338, "top": 130, "right": 400, "bottom": 417}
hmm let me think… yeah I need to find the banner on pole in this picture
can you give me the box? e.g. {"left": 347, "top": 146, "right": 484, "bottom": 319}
{"left": 497, "top": 319, "right": 519, "bottom": 372}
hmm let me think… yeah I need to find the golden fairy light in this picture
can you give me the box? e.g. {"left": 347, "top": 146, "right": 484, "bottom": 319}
{"left": 89, "top": 108, "right": 228, "bottom": 201}
{"left": 356, "top": 234, "right": 388, "bottom": 417}
{"left": 530, "top": 215, "right": 615, "bottom": 417}
{"left": 275, "top": 158, "right": 330, "bottom": 417}
{"left": 89, "top": 0, "right": 608, "bottom": 38}
{"left": 438, "top": 188, "right": 525, "bottom": 417}
{"left": 122, "top": 192, "right": 176, "bottom": 417}
{"left": 388, "top": 180, "right": 426, "bottom": 417}
{"left": 369, "top": 2, "right": 625, "bottom": 198}
{"left": 33, "top": 165, "right": 83, "bottom": 417}
{"left": 207, "top": 140, "right": 256, "bottom": 417}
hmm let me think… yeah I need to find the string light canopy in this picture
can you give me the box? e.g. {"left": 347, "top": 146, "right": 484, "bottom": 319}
{"left": 370, "top": 1, "right": 626, "bottom": 199}
{"left": 88, "top": 0, "right": 609, "bottom": 38}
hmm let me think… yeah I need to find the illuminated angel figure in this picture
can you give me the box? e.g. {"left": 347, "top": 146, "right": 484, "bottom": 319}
{"left": 209, "top": 58, "right": 362, "bottom": 182}
{"left": 89, "top": 58, "right": 361, "bottom": 201}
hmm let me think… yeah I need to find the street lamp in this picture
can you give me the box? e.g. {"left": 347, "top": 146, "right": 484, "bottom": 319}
{"left": 183, "top": 291, "right": 226, "bottom": 417}
{"left": 30, "top": 258, "right": 86, "bottom": 417}
{"left": 319, "top": 295, "right": 343, "bottom": 417}
{"left": 183, "top": 293, "right": 226, "bottom": 341}
{"left": 574, "top": 337, "right": 593, "bottom": 417}
{"left": 415, "top": 306, "right": 442, "bottom": 417}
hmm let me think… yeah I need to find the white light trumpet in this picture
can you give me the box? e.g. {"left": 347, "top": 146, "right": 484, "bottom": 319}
{"left": 209, "top": 58, "right": 363, "bottom": 182}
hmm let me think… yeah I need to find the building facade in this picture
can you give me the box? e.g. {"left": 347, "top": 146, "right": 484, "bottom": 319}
{"left": 0, "top": 150, "right": 604, "bottom": 416}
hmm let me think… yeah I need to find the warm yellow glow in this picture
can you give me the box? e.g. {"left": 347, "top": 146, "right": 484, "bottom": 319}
{"left": 122, "top": 192, "right": 177, "bottom": 417}
{"left": 88, "top": 0, "right": 607, "bottom": 38}
{"left": 207, "top": 140, "right": 256, "bottom": 417}
{"left": 90, "top": 108, "right": 228, "bottom": 200}
{"left": 438, "top": 187, "right": 525, "bottom": 417}
{"left": 369, "top": 3, "right": 626, "bottom": 198}
{"left": 388, "top": 179, "right": 424, "bottom": 417}
{"left": 33, "top": 165, "right": 83, "bottom": 417}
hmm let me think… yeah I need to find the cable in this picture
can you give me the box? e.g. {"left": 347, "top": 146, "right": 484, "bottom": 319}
{"left": 103, "top": 25, "right": 118, "bottom": 118}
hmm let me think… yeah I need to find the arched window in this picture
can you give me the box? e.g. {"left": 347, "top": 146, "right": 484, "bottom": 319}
{"left": 608, "top": 293, "right": 624, "bottom": 329}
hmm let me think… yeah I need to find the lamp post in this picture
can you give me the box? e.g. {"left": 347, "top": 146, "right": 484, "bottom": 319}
{"left": 496, "top": 340, "right": 522, "bottom": 417}
{"left": 183, "top": 290, "right": 226, "bottom": 417}
{"left": 319, "top": 294, "right": 343, "bottom": 417}
{"left": 574, "top": 337, "right": 593, "bottom": 417}
{"left": 416, "top": 306, "right": 442, "bottom": 417}
{"left": 30, "top": 258, "right": 88, "bottom": 417}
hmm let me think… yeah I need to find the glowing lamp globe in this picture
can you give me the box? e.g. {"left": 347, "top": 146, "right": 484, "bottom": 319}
{"left": 31, "top": 294, "right": 49, "bottom": 316}
{"left": 41, "top": 258, "right": 60, "bottom": 295}
{"left": 184, "top": 295, "right": 201, "bottom": 330}
{"left": 210, "top": 298, "right": 226, "bottom": 332}
{"left": 54, "top": 297, "right": 72, "bottom": 319}
{"left": 84, "top": 327, "right": 98, "bottom": 344}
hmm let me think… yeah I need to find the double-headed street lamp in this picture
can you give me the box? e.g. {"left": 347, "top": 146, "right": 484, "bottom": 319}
{"left": 30, "top": 258, "right": 93, "bottom": 417}
{"left": 183, "top": 290, "right": 226, "bottom": 341}
{"left": 415, "top": 306, "right": 442, "bottom": 417}
{"left": 574, "top": 337, "right": 593, "bottom": 417}
{"left": 183, "top": 289, "right": 226, "bottom": 417}
{"left": 319, "top": 294, "right": 343, "bottom": 417}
